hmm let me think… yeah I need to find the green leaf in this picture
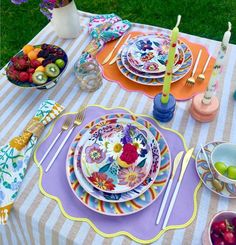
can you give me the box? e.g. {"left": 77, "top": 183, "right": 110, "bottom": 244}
{"left": 137, "top": 158, "right": 146, "bottom": 168}
{"left": 99, "top": 163, "right": 111, "bottom": 173}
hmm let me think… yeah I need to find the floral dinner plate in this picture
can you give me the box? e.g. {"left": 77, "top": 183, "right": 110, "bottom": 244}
{"left": 195, "top": 141, "right": 236, "bottom": 199}
{"left": 117, "top": 34, "right": 193, "bottom": 86}
{"left": 127, "top": 34, "right": 181, "bottom": 73}
{"left": 73, "top": 116, "right": 161, "bottom": 202}
{"left": 66, "top": 113, "right": 171, "bottom": 216}
{"left": 121, "top": 36, "right": 185, "bottom": 79}
{"left": 80, "top": 121, "right": 153, "bottom": 194}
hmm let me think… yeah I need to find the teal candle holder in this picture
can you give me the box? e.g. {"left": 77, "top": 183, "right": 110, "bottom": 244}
{"left": 233, "top": 90, "right": 236, "bottom": 101}
{"left": 153, "top": 93, "right": 176, "bottom": 122}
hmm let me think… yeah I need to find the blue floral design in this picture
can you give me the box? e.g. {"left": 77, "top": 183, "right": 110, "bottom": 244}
{"left": 136, "top": 40, "right": 153, "bottom": 51}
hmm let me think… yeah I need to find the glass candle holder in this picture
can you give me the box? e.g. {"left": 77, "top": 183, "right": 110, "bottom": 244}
{"left": 74, "top": 59, "right": 103, "bottom": 92}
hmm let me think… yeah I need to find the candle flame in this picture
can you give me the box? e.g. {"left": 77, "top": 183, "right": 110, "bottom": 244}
{"left": 175, "top": 15, "right": 181, "bottom": 28}
{"left": 228, "top": 22, "right": 232, "bottom": 32}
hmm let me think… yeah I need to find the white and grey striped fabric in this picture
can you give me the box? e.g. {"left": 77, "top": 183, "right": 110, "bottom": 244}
{"left": 0, "top": 11, "right": 235, "bottom": 245}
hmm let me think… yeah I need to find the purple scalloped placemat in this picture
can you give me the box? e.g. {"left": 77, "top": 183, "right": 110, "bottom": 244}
{"left": 35, "top": 106, "right": 200, "bottom": 241}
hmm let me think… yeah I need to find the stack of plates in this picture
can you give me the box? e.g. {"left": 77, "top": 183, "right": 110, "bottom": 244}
{"left": 66, "top": 113, "right": 171, "bottom": 216}
{"left": 117, "top": 33, "right": 193, "bottom": 86}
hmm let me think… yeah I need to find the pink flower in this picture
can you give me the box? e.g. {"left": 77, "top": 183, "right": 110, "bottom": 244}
{"left": 118, "top": 166, "right": 146, "bottom": 188}
{"left": 85, "top": 143, "right": 106, "bottom": 164}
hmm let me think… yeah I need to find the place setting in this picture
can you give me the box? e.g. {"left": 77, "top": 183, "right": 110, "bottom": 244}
{"left": 30, "top": 104, "right": 202, "bottom": 242}
{"left": 96, "top": 22, "right": 216, "bottom": 100}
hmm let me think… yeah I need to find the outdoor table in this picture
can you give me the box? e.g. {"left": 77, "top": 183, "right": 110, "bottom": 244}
{"left": 0, "top": 11, "right": 235, "bottom": 245}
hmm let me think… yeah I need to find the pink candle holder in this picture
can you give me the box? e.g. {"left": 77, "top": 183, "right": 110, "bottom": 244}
{"left": 189, "top": 93, "right": 219, "bottom": 122}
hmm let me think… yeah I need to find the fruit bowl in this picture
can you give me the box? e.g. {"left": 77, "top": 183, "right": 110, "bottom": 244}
{"left": 202, "top": 211, "right": 236, "bottom": 245}
{"left": 6, "top": 43, "right": 68, "bottom": 90}
{"left": 211, "top": 143, "right": 236, "bottom": 185}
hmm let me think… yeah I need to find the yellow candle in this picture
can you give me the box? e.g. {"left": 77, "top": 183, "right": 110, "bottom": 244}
{"left": 161, "top": 15, "right": 181, "bottom": 104}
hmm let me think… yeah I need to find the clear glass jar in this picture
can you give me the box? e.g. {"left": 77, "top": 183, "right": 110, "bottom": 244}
{"left": 74, "top": 59, "right": 103, "bottom": 92}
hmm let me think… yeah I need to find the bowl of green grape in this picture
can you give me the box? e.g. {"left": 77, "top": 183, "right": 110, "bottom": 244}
{"left": 211, "top": 143, "right": 236, "bottom": 184}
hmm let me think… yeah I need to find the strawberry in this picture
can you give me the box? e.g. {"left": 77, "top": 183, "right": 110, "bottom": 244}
{"left": 10, "top": 56, "right": 18, "bottom": 63}
{"left": 19, "top": 72, "right": 29, "bottom": 82}
{"left": 30, "top": 60, "right": 41, "bottom": 68}
{"left": 28, "top": 73, "right": 33, "bottom": 83}
{"left": 23, "top": 54, "right": 30, "bottom": 61}
{"left": 27, "top": 68, "right": 35, "bottom": 74}
{"left": 14, "top": 58, "right": 28, "bottom": 70}
{"left": 6, "top": 66, "right": 19, "bottom": 80}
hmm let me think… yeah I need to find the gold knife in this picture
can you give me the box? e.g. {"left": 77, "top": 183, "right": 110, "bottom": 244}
{"left": 162, "top": 147, "right": 194, "bottom": 229}
{"left": 102, "top": 35, "right": 126, "bottom": 65}
{"left": 109, "top": 34, "right": 131, "bottom": 65}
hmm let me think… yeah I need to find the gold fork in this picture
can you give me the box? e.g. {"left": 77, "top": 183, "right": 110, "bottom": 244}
{"left": 45, "top": 108, "right": 86, "bottom": 172}
{"left": 197, "top": 55, "right": 211, "bottom": 82}
{"left": 38, "top": 116, "right": 72, "bottom": 166}
{"left": 186, "top": 49, "right": 202, "bottom": 86}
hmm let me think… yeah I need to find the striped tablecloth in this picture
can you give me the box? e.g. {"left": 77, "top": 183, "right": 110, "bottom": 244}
{"left": 0, "top": 11, "right": 235, "bottom": 245}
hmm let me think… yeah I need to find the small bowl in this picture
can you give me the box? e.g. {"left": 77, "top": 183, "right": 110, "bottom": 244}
{"left": 202, "top": 210, "right": 236, "bottom": 245}
{"left": 211, "top": 143, "right": 236, "bottom": 184}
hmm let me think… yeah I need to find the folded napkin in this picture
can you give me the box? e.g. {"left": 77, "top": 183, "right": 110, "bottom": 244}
{"left": 79, "top": 13, "right": 132, "bottom": 64}
{"left": 0, "top": 99, "right": 64, "bottom": 225}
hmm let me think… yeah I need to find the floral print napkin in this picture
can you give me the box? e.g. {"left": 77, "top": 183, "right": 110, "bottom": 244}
{"left": 0, "top": 99, "right": 64, "bottom": 225}
{"left": 79, "top": 13, "right": 132, "bottom": 64}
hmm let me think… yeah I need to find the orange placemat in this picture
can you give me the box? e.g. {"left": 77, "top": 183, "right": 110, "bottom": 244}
{"left": 96, "top": 31, "right": 216, "bottom": 101}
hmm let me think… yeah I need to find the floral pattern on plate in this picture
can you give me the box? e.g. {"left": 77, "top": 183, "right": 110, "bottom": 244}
{"left": 117, "top": 33, "right": 193, "bottom": 86}
{"left": 195, "top": 141, "right": 236, "bottom": 198}
{"left": 127, "top": 34, "right": 180, "bottom": 73}
{"left": 66, "top": 114, "right": 171, "bottom": 216}
{"left": 121, "top": 35, "right": 184, "bottom": 79}
{"left": 81, "top": 122, "right": 153, "bottom": 193}
{"left": 73, "top": 116, "right": 160, "bottom": 203}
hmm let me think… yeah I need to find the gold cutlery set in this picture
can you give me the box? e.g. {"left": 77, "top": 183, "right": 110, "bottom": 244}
{"left": 38, "top": 108, "right": 85, "bottom": 172}
{"left": 186, "top": 49, "right": 212, "bottom": 86}
{"left": 102, "top": 34, "right": 131, "bottom": 65}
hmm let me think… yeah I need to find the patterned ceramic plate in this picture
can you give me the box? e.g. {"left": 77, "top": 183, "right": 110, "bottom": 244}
{"left": 79, "top": 120, "right": 153, "bottom": 194}
{"left": 117, "top": 35, "right": 193, "bottom": 86}
{"left": 195, "top": 141, "right": 236, "bottom": 198}
{"left": 121, "top": 37, "right": 185, "bottom": 79}
{"left": 127, "top": 34, "right": 181, "bottom": 73}
{"left": 66, "top": 114, "right": 171, "bottom": 216}
{"left": 73, "top": 116, "right": 161, "bottom": 202}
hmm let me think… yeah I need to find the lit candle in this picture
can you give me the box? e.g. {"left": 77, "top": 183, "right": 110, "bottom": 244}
{"left": 202, "top": 22, "right": 231, "bottom": 105}
{"left": 161, "top": 15, "right": 181, "bottom": 104}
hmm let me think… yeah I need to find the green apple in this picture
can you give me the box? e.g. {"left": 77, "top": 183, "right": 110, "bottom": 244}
{"left": 214, "top": 162, "right": 227, "bottom": 175}
{"left": 55, "top": 59, "right": 65, "bottom": 68}
{"left": 227, "top": 166, "right": 236, "bottom": 180}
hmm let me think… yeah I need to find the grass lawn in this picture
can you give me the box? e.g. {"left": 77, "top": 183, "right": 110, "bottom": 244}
{"left": 1, "top": 0, "right": 236, "bottom": 68}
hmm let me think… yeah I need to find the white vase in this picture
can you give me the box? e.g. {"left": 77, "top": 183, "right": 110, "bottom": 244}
{"left": 51, "top": 0, "right": 81, "bottom": 39}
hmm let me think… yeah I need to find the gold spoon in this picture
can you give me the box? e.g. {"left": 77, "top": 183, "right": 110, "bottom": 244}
{"left": 197, "top": 55, "right": 211, "bottom": 81}
{"left": 201, "top": 145, "right": 224, "bottom": 192}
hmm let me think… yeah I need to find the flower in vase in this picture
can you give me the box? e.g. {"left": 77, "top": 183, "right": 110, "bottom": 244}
{"left": 11, "top": 0, "right": 72, "bottom": 20}
{"left": 118, "top": 166, "right": 145, "bottom": 188}
{"left": 85, "top": 143, "right": 106, "bottom": 164}
{"left": 88, "top": 172, "right": 115, "bottom": 191}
